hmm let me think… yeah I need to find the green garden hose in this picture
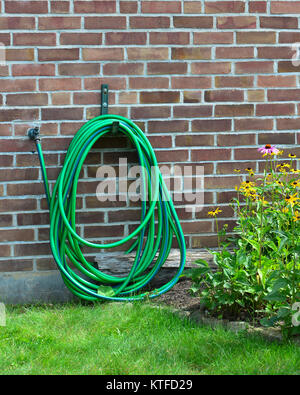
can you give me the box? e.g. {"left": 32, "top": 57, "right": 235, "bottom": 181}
{"left": 32, "top": 114, "right": 186, "bottom": 301}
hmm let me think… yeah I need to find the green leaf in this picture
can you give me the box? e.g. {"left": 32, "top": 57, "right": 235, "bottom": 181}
{"left": 97, "top": 285, "right": 115, "bottom": 297}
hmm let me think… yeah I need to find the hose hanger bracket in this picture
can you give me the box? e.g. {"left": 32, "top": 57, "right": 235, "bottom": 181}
{"left": 101, "top": 84, "right": 109, "bottom": 115}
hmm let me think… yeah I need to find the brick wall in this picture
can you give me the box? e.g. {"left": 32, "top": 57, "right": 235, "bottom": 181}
{"left": 1, "top": 1, "right": 300, "bottom": 276}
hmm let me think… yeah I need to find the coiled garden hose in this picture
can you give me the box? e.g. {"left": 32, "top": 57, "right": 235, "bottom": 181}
{"left": 31, "top": 114, "right": 186, "bottom": 301}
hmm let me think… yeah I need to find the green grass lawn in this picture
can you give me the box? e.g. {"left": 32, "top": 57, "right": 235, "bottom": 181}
{"left": 0, "top": 302, "right": 299, "bottom": 375}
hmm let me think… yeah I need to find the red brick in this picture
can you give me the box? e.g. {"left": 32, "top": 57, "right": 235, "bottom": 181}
{"left": 235, "top": 61, "right": 273, "bottom": 74}
{"left": 6, "top": 93, "right": 48, "bottom": 107}
{"left": 13, "top": 33, "right": 56, "bottom": 46}
{"left": 183, "top": 2, "right": 202, "bottom": 13}
{"left": 58, "top": 63, "right": 100, "bottom": 76}
{"left": 173, "top": 16, "right": 213, "bottom": 28}
{"left": 257, "top": 75, "right": 296, "bottom": 87}
{"left": 60, "top": 33, "right": 102, "bottom": 45}
{"left": 258, "top": 46, "right": 294, "bottom": 59}
{"left": 183, "top": 91, "right": 202, "bottom": 103}
{"left": 129, "top": 77, "right": 169, "bottom": 90}
{"left": 194, "top": 32, "right": 233, "bottom": 44}
{"left": 192, "top": 119, "right": 231, "bottom": 132}
{"left": 172, "top": 47, "right": 211, "bottom": 60}
{"left": 130, "top": 16, "right": 170, "bottom": 29}
{"left": 258, "top": 133, "right": 295, "bottom": 146}
{"left": 172, "top": 76, "right": 211, "bottom": 89}
{"left": 279, "top": 32, "right": 300, "bottom": 43}
{"left": 234, "top": 148, "right": 262, "bottom": 161}
{"left": 205, "top": 1, "right": 245, "bottom": 13}
{"left": 38, "top": 48, "right": 79, "bottom": 61}
{"left": 120, "top": 1, "right": 138, "bottom": 13}
{"left": 12, "top": 64, "right": 55, "bottom": 77}
{"left": 0, "top": 215, "right": 13, "bottom": 227}
{"left": 74, "top": 1, "right": 116, "bottom": 13}
{"left": 106, "top": 32, "right": 147, "bottom": 45}
{"left": 73, "top": 92, "right": 100, "bottom": 105}
{"left": 0, "top": 155, "right": 13, "bottom": 166}
{"left": 39, "top": 78, "right": 81, "bottom": 91}
{"left": 215, "top": 104, "right": 254, "bottom": 117}
{"left": 131, "top": 106, "right": 171, "bottom": 119}
{"left": 5, "top": 1, "right": 48, "bottom": 13}
{"left": 236, "top": 31, "right": 276, "bottom": 44}
{"left": 42, "top": 108, "right": 83, "bottom": 121}
{"left": 52, "top": 92, "right": 71, "bottom": 106}
{"left": 215, "top": 76, "right": 253, "bottom": 88}
{"left": 271, "top": 1, "right": 300, "bottom": 14}
{"left": 191, "top": 149, "right": 231, "bottom": 162}
{"left": 191, "top": 62, "right": 231, "bottom": 75}
{"left": 0, "top": 229, "right": 34, "bottom": 242}
{"left": 0, "top": 17, "right": 35, "bottom": 30}
{"left": 39, "top": 17, "right": 81, "bottom": 30}
{"left": 0, "top": 33, "right": 10, "bottom": 46}
{"left": 0, "top": 108, "right": 39, "bottom": 122}
{"left": 205, "top": 90, "right": 244, "bottom": 102}
{"left": 6, "top": 48, "right": 35, "bottom": 61}
{"left": 277, "top": 118, "right": 300, "bottom": 130}
{"left": 181, "top": 221, "right": 212, "bottom": 234}
{"left": 140, "top": 91, "right": 180, "bottom": 104}
{"left": 85, "top": 225, "right": 124, "bottom": 239}
{"left": 256, "top": 103, "right": 295, "bottom": 116}
{"left": 150, "top": 32, "right": 190, "bottom": 45}
{"left": 142, "top": 1, "right": 181, "bottom": 13}
{"left": 0, "top": 199, "right": 37, "bottom": 212}
{"left": 51, "top": 1, "right": 70, "bottom": 13}
{"left": 175, "top": 135, "right": 214, "bottom": 147}
{"left": 82, "top": 48, "right": 123, "bottom": 61}
{"left": 268, "top": 89, "right": 300, "bottom": 102}
{"left": 103, "top": 63, "right": 144, "bottom": 75}
{"left": 217, "top": 161, "right": 256, "bottom": 175}
{"left": 217, "top": 134, "right": 256, "bottom": 147}
{"left": 1, "top": 79, "right": 36, "bottom": 92}
{"left": 0, "top": 124, "right": 12, "bottom": 136}
{"left": 148, "top": 62, "right": 187, "bottom": 75}
{"left": 174, "top": 105, "right": 212, "bottom": 118}
{"left": 84, "top": 77, "right": 126, "bottom": 91}
{"left": 216, "top": 47, "right": 254, "bottom": 59}
{"left": 148, "top": 120, "right": 188, "bottom": 134}
{"left": 14, "top": 243, "right": 51, "bottom": 257}
{"left": 260, "top": 17, "right": 298, "bottom": 29}
{"left": 217, "top": 16, "right": 257, "bottom": 29}
{"left": 156, "top": 150, "right": 189, "bottom": 163}
{"left": 235, "top": 118, "right": 273, "bottom": 131}
{"left": 118, "top": 92, "right": 137, "bottom": 105}
{"left": 0, "top": 260, "right": 33, "bottom": 272}
{"left": 278, "top": 61, "right": 300, "bottom": 73}
{"left": 85, "top": 16, "right": 126, "bottom": 29}
{"left": 127, "top": 48, "right": 168, "bottom": 60}
{"left": 249, "top": 1, "right": 267, "bottom": 13}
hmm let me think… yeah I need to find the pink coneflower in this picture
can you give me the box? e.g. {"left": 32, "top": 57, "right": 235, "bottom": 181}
{"left": 258, "top": 144, "right": 280, "bottom": 155}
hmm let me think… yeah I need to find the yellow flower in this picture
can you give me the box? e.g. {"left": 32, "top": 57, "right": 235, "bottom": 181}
{"left": 259, "top": 197, "right": 269, "bottom": 206}
{"left": 291, "top": 180, "right": 300, "bottom": 188}
{"left": 208, "top": 207, "right": 222, "bottom": 217}
{"left": 282, "top": 207, "right": 289, "bottom": 214}
{"left": 240, "top": 180, "right": 255, "bottom": 188}
{"left": 293, "top": 211, "right": 300, "bottom": 222}
{"left": 276, "top": 181, "right": 284, "bottom": 187}
{"left": 289, "top": 153, "right": 297, "bottom": 159}
{"left": 234, "top": 169, "right": 241, "bottom": 173}
{"left": 285, "top": 193, "right": 299, "bottom": 207}
{"left": 291, "top": 169, "right": 300, "bottom": 174}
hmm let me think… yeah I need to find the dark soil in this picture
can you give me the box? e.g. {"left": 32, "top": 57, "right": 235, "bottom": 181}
{"left": 153, "top": 278, "right": 202, "bottom": 312}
